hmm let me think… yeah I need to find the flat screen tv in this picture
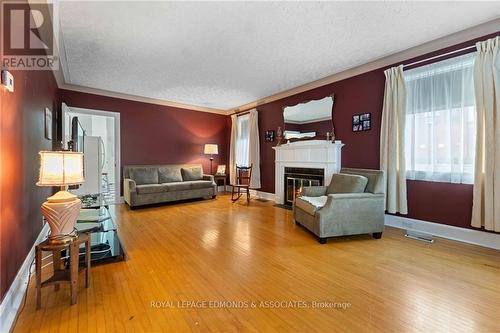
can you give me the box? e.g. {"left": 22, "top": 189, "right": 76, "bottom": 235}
{"left": 71, "top": 117, "right": 85, "bottom": 152}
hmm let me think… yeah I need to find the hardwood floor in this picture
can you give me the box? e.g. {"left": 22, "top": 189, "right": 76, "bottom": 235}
{"left": 13, "top": 194, "right": 500, "bottom": 332}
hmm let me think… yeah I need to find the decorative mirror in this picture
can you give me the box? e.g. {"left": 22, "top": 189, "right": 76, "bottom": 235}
{"left": 282, "top": 95, "right": 334, "bottom": 140}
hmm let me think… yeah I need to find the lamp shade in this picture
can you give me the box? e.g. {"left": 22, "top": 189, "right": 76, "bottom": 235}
{"left": 204, "top": 144, "right": 218, "bottom": 155}
{"left": 36, "top": 151, "right": 84, "bottom": 186}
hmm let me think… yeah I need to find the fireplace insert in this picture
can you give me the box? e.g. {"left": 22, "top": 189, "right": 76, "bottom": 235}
{"left": 284, "top": 167, "right": 324, "bottom": 206}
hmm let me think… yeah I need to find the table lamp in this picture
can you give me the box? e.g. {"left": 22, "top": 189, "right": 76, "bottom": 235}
{"left": 36, "top": 151, "right": 84, "bottom": 244}
{"left": 204, "top": 144, "right": 218, "bottom": 174}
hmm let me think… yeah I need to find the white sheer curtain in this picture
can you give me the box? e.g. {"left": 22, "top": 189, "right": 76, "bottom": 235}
{"left": 229, "top": 115, "right": 238, "bottom": 185}
{"left": 380, "top": 65, "right": 408, "bottom": 214}
{"left": 471, "top": 36, "right": 500, "bottom": 231}
{"left": 404, "top": 52, "right": 476, "bottom": 184}
{"left": 236, "top": 114, "right": 250, "bottom": 167}
{"left": 248, "top": 109, "right": 261, "bottom": 189}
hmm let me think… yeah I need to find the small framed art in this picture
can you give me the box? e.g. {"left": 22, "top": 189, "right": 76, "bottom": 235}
{"left": 352, "top": 113, "right": 371, "bottom": 132}
{"left": 265, "top": 130, "right": 275, "bottom": 142}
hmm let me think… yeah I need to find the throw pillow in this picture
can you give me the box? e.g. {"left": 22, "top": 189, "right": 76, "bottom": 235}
{"left": 129, "top": 167, "right": 159, "bottom": 185}
{"left": 327, "top": 173, "right": 368, "bottom": 194}
{"left": 181, "top": 167, "right": 203, "bottom": 181}
{"left": 158, "top": 166, "right": 183, "bottom": 183}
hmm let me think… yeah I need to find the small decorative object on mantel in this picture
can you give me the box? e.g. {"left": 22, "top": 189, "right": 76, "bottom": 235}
{"left": 265, "top": 130, "right": 275, "bottom": 142}
{"left": 276, "top": 126, "right": 283, "bottom": 145}
{"left": 352, "top": 113, "right": 371, "bottom": 132}
{"left": 326, "top": 132, "right": 332, "bottom": 141}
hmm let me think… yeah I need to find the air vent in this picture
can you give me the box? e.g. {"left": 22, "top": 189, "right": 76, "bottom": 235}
{"left": 405, "top": 230, "right": 434, "bottom": 243}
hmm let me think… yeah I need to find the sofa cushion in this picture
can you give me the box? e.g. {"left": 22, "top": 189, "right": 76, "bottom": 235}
{"left": 136, "top": 184, "right": 168, "bottom": 195}
{"left": 327, "top": 173, "right": 368, "bottom": 194}
{"left": 295, "top": 196, "right": 328, "bottom": 216}
{"left": 186, "top": 180, "right": 214, "bottom": 190}
{"left": 158, "top": 166, "right": 183, "bottom": 183}
{"left": 163, "top": 181, "right": 192, "bottom": 191}
{"left": 181, "top": 167, "right": 203, "bottom": 181}
{"left": 129, "top": 167, "right": 159, "bottom": 185}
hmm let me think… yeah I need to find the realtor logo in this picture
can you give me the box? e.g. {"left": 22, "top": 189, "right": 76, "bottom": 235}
{"left": 1, "top": 1, "right": 58, "bottom": 70}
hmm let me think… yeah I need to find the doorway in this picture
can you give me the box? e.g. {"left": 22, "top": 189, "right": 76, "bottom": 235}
{"left": 62, "top": 103, "right": 121, "bottom": 204}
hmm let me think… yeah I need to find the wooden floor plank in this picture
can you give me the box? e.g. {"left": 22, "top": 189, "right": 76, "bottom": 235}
{"left": 13, "top": 194, "right": 500, "bottom": 332}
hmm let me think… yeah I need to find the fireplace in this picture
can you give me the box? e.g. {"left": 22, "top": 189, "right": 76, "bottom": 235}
{"left": 272, "top": 140, "right": 343, "bottom": 205}
{"left": 284, "top": 167, "right": 324, "bottom": 206}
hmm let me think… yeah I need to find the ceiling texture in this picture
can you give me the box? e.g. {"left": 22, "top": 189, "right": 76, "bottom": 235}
{"left": 58, "top": 1, "right": 500, "bottom": 111}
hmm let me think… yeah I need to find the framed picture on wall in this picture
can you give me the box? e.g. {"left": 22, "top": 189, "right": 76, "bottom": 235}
{"left": 216, "top": 165, "right": 226, "bottom": 175}
{"left": 44, "top": 108, "right": 52, "bottom": 140}
{"left": 265, "top": 130, "right": 275, "bottom": 142}
{"left": 352, "top": 113, "right": 371, "bottom": 132}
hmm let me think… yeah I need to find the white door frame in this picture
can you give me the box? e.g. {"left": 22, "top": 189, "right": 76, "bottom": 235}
{"left": 61, "top": 104, "right": 121, "bottom": 204}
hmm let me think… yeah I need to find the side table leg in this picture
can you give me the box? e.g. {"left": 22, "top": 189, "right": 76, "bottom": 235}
{"left": 52, "top": 249, "right": 61, "bottom": 291}
{"left": 36, "top": 246, "right": 42, "bottom": 310}
{"left": 85, "top": 239, "right": 90, "bottom": 288}
{"left": 70, "top": 242, "right": 78, "bottom": 305}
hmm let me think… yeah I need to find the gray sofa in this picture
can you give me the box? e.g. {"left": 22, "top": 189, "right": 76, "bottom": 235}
{"left": 123, "top": 164, "right": 217, "bottom": 208}
{"left": 294, "top": 168, "right": 385, "bottom": 244}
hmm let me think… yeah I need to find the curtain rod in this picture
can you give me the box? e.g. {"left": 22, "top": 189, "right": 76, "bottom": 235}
{"left": 403, "top": 44, "right": 476, "bottom": 69}
{"left": 235, "top": 110, "right": 251, "bottom": 117}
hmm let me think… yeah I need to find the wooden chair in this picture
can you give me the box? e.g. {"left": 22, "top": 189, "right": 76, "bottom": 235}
{"left": 231, "top": 165, "right": 253, "bottom": 203}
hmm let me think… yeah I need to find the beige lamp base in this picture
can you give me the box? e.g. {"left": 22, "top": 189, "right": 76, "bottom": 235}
{"left": 41, "top": 191, "right": 82, "bottom": 244}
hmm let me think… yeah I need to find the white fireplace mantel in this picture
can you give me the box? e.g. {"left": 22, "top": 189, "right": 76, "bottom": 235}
{"left": 272, "top": 140, "right": 344, "bottom": 204}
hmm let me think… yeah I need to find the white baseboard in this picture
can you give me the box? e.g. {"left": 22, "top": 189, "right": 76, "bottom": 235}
{"left": 218, "top": 186, "right": 276, "bottom": 202}
{"left": 250, "top": 189, "right": 276, "bottom": 201}
{"left": 385, "top": 214, "right": 500, "bottom": 250}
{"left": 0, "top": 223, "right": 49, "bottom": 333}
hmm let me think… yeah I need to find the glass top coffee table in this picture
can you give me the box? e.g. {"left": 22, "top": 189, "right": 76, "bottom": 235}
{"left": 75, "top": 198, "right": 124, "bottom": 265}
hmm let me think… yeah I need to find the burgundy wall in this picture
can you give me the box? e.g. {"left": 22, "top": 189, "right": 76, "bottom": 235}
{"left": 257, "top": 32, "right": 499, "bottom": 233}
{"left": 58, "top": 90, "right": 229, "bottom": 179}
{"left": 0, "top": 69, "right": 59, "bottom": 301}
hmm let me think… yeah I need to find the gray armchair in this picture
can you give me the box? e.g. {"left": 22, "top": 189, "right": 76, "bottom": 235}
{"left": 293, "top": 168, "right": 385, "bottom": 244}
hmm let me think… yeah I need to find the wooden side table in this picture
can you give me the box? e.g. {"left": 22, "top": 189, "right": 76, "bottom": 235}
{"left": 214, "top": 174, "right": 228, "bottom": 192}
{"left": 35, "top": 232, "right": 91, "bottom": 309}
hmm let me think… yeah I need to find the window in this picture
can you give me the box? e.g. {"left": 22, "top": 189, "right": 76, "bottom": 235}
{"left": 404, "top": 52, "right": 476, "bottom": 184}
{"left": 235, "top": 114, "right": 250, "bottom": 167}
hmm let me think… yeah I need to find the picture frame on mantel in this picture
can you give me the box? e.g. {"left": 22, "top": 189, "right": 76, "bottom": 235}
{"left": 44, "top": 107, "right": 52, "bottom": 140}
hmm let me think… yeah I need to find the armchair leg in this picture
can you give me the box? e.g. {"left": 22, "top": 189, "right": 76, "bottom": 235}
{"left": 373, "top": 232, "right": 383, "bottom": 239}
{"left": 318, "top": 237, "right": 327, "bottom": 244}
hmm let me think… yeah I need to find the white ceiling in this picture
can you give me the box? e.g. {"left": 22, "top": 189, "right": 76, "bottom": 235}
{"left": 58, "top": 1, "right": 500, "bottom": 111}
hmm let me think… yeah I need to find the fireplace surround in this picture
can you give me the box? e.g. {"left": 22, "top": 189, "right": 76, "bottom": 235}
{"left": 272, "top": 140, "right": 344, "bottom": 205}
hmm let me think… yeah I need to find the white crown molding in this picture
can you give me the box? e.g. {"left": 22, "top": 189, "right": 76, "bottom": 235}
{"left": 231, "top": 18, "right": 500, "bottom": 113}
{"left": 0, "top": 223, "right": 49, "bottom": 333}
{"left": 58, "top": 83, "right": 229, "bottom": 115}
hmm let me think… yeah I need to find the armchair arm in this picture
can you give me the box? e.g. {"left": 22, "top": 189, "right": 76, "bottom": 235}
{"left": 301, "top": 186, "right": 327, "bottom": 197}
{"left": 123, "top": 178, "right": 137, "bottom": 206}
{"left": 202, "top": 174, "right": 215, "bottom": 183}
{"left": 319, "top": 193, "right": 385, "bottom": 212}
{"left": 124, "top": 178, "right": 136, "bottom": 193}
{"left": 315, "top": 193, "right": 385, "bottom": 236}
